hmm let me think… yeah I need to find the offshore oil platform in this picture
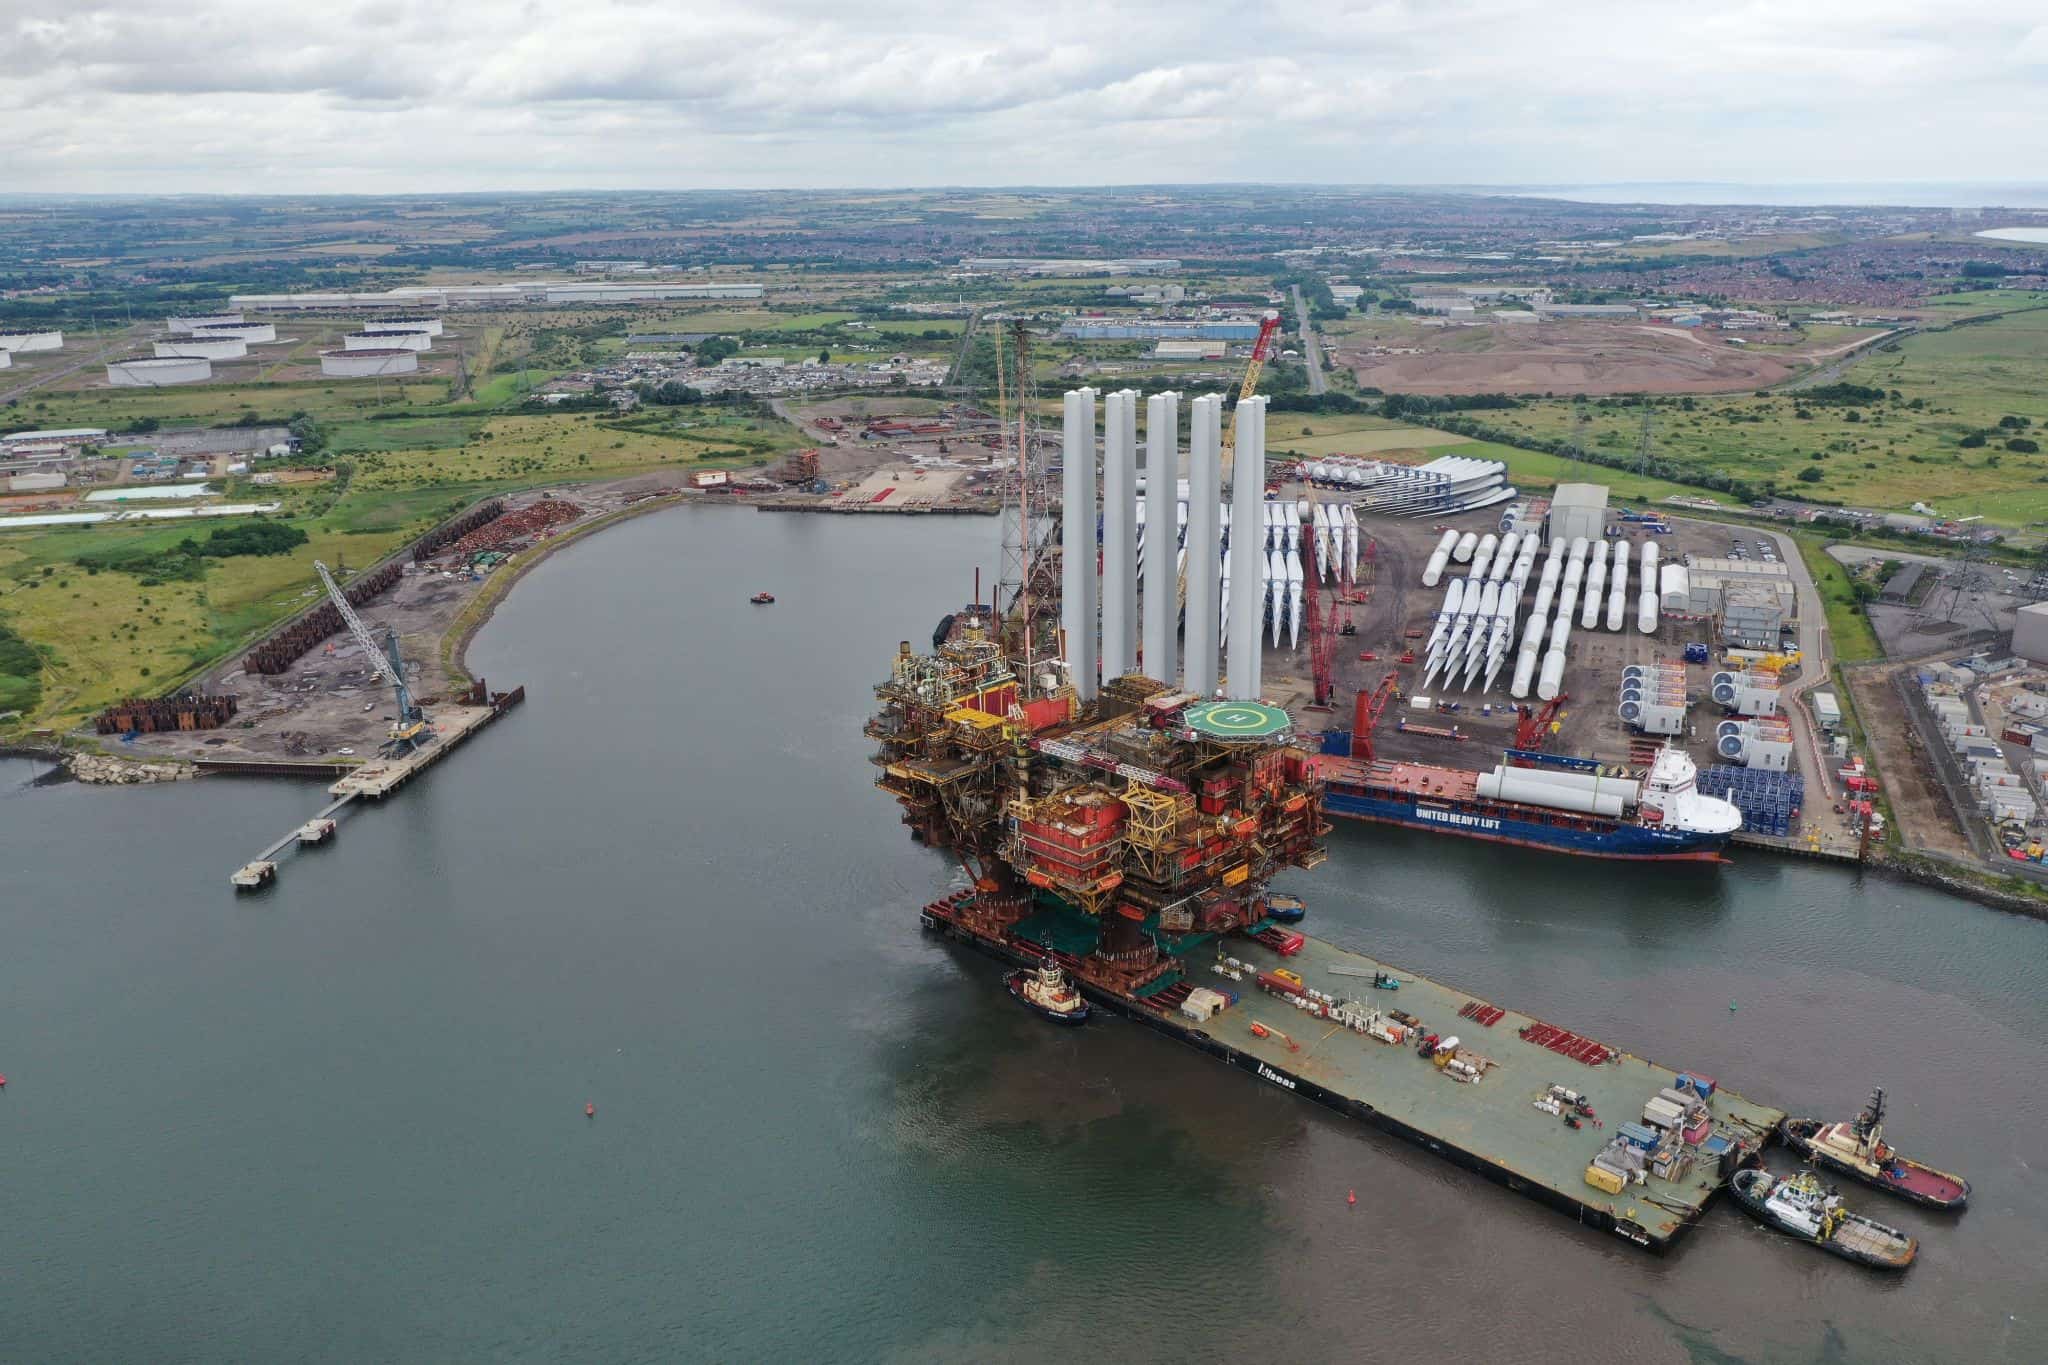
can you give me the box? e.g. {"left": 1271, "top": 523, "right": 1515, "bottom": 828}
{"left": 868, "top": 325, "right": 1786, "bottom": 1252}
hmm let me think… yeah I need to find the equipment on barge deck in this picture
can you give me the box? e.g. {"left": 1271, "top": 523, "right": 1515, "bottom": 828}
{"left": 1727, "top": 1168, "right": 1918, "bottom": 1270}
{"left": 1780, "top": 1088, "right": 1970, "bottom": 1210}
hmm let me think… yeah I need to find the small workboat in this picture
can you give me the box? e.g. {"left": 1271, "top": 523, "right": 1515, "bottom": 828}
{"left": 1005, "top": 960, "right": 1090, "bottom": 1025}
{"left": 1261, "top": 893, "right": 1306, "bottom": 923}
{"left": 1728, "top": 1168, "right": 1917, "bottom": 1270}
{"left": 1781, "top": 1088, "right": 1970, "bottom": 1210}
{"left": 750, "top": 592, "right": 776, "bottom": 604}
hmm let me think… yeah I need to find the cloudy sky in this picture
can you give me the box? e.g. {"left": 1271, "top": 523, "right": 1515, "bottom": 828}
{"left": 4, "top": 1, "right": 2045, "bottom": 195}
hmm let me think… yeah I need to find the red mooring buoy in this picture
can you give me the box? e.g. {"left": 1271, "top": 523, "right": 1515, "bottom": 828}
{"left": 585, "top": 1101, "right": 595, "bottom": 1118}
{"left": 1347, "top": 1188, "right": 1357, "bottom": 1207}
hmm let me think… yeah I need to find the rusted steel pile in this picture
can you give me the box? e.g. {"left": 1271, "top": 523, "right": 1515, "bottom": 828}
{"left": 412, "top": 499, "right": 506, "bottom": 563}
{"left": 444, "top": 499, "right": 582, "bottom": 558}
{"left": 241, "top": 560, "right": 404, "bottom": 675}
{"left": 95, "top": 692, "right": 239, "bottom": 734}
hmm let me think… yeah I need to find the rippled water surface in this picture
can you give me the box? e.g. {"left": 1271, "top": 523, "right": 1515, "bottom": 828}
{"left": 3, "top": 507, "right": 2043, "bottom": 1362}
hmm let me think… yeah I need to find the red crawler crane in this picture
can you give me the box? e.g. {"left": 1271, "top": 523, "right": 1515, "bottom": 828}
{"left": 1349, "top": 671, "right": 1402, "bottom": 762}
{"left": 1514, "top": 694, "right": 1568, "bottom": 751}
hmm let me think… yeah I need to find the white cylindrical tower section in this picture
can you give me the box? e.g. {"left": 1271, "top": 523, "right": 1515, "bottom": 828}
{"left": 1637, "top": 589, "right": 1659, "bottom": 635}
{"left": 1142, "top": 391, "right": 1180, "bottom": 684}
{"left": 1453, "top": 531, "right": 1478, "bottom": 563}
{"left": 1100, "top": 390, "right": 1138, "bottom": 682}
{"left": 1183, "top": 396, "right": 1223, "bottom": 696}
{"left": 1225, "top": 396, "right": 1268, "bottom": 700}
{"left": 1060, "top": 388, "right": 1100, "bottom": 701}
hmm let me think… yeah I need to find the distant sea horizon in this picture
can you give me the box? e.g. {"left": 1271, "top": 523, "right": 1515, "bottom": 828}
{"left": 1497, "top": 181, "right": 2048, "bottom": 209}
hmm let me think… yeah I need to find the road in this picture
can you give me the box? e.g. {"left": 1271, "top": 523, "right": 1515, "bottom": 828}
{"left": 1289, "top": 285, "right": 1328, "bottom": 396}
{"left": 1775, "top": 327, "right": 1908, "bottom": 392}
{"left": 1, "top": 327, "right": 147, "bottom": 404}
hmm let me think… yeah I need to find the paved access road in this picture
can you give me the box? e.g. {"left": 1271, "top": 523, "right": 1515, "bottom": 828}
{"left": 1290, "top": 284, "right": 1328, "bottom": 396}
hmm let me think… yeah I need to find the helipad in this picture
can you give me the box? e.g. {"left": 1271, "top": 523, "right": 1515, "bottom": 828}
{"left": 1182, "top": 700, "right": 1293, "bottom": 741}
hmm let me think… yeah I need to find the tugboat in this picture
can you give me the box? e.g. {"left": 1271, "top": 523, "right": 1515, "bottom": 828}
{"left": 1781, "top": 1088, "right": 1970, "bottom": 1210}
{"left": 750, "top": 591, "right": 776, "bottom": 604}
{"left": 1004, "top": 959, "right": 1091, "bottom": 1025}
{"left": 1728, "top": 1168, "right": 1918, "bottom": 1270}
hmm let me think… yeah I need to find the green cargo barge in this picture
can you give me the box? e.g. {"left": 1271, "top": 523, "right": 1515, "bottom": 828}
{"left": 923, "top": 891, "right": 1785, "bottom": 1252}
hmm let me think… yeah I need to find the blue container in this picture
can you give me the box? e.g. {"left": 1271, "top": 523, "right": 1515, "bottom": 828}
{"left": 1618, "top": 1122, "right": 1660, "bottom": 1151}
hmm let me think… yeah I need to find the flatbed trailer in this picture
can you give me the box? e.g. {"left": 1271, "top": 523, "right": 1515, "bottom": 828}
{"left": 922, "top": 892, "right": 1784, "bottom": 1252}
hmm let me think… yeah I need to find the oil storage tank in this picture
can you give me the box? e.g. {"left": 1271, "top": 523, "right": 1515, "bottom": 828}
{"left": 321, "top": 348, "right": 421, "bottom": 378}
{"left": 190, "top": 321, "right": 276, "bottom": 344}
{"left": 107, "top": 355, "right": 211, "bottom": 386}
{"left": 344, "top": 329, "right": 430, "bottom": 352}
{"left": 154, "top": 336, "right": 247, "bottom": 360}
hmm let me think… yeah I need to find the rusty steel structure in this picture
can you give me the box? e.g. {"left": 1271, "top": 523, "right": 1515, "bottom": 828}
{"left": 94, "top": 692, "right": 239, "bottom": 734}
{"left": 869, "top": 626, "right": 1326, "bottom": 999}
{"left": 412, "top": 499, "right": 506, "bottom": 564}
{"left": 241, "top": 560, "right": 404, "bottom": 675}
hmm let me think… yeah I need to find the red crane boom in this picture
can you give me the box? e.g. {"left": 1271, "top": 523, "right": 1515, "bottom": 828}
{"left": 1349, "top": 671, "right": 1403, "bottom": 762}
{"left": 1514, "top": 694, "right": 1568, "bottom": 751}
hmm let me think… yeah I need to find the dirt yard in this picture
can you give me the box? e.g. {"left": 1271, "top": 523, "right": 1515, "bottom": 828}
{"left": 1330, "top": 320, "right": 1850, "bottom": 396}
{"left": 1842, "top": 660, "right": 1976, "bottom": 860}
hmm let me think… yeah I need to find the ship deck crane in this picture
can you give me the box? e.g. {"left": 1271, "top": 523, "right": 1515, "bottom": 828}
{"left": 1348, "top": 671, "right": 1402, "bottom": 762}
{"left": 315, "top": 559, "right": 429, "bottom": 755}
{"left": 1179, "top": 310, "right": 1283, "bottom": 611}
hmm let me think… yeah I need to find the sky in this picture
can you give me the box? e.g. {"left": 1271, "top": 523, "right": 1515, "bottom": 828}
{"left": 4, "top": 1, "right": 2047, "bottom": 195}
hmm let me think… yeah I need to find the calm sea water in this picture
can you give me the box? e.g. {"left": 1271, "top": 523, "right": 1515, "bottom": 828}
{"left": 3, "top": 507, "right": 2044, "bottom": 1363}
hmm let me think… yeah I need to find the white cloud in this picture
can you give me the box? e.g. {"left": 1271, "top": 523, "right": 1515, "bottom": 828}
{"left": 0, "top": 0, "right": 2041, "bottom": 192}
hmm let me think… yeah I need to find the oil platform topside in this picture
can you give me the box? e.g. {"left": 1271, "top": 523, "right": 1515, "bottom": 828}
{"left": 866, "top": 335, "right": 1787, "bottom": 1254}
{"left": 869, "top": 327, "right": 1324, "bottom": 990}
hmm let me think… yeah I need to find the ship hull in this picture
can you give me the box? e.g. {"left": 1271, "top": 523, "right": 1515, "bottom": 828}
{"left": 1727, "top": 1169, "right": 1917, "bottom": 1270}
{"left": 1005, "top": 971, "right": 1090, "bottom": 1025}
{"left": 1323, "top": 784, "right": 1730, "bottom": 862}
{"left": 1780, "top": 1119, "right": 1970, "bottom": 1210}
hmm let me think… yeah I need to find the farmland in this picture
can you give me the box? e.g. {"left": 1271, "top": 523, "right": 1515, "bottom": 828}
{"left": 1442, "top": 302, "right": 2048, "bottom": 524}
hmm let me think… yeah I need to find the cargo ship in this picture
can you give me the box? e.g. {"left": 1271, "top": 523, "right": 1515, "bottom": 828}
{"left": 1318, "top": 744, "right": 1743, "bottom": 862}
{"left": 871, "top": 380, "right": 1782, "bottom": 1252}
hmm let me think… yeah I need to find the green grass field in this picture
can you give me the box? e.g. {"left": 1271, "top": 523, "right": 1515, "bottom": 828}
{"left": 1459, "top": 306, "right": 2048, "bottom": 524}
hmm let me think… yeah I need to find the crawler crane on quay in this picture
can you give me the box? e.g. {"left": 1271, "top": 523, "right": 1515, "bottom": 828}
{"left": 868, "top": 331, "right": 1785, "bottom": 1256}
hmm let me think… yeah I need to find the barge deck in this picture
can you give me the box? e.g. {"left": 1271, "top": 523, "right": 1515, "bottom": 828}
{"left": 922, "top": 892, "right": 1784, "bottom": 1251}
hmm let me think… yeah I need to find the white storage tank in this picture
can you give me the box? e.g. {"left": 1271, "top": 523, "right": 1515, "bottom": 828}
{"left": 378, "top": 316, "right": 443, "bottom": 337}
{"left": 166, "top": 313, "right": 243, "bottom": 335}
{"left": 355, "top": 326, "right": 436, "bottom": 350}
{"left": 0, "top": 350, "right": 11, "bottom": 370}
{"left": 0, "top": 330, "right": 64, "bottom": 352}
{"left": 344, "top": 329, "right": 430, "bottom": 352}
{"left": 154, "top": 336, "right": 248, "bottom": 360}
{"left": 320, "top": 348, "right": 421, "bottom": 377}
{"left": 191, "top": 321, "right": 277, "bottom": 343}
{"left": 106, "top": 355, "right": 212, "bottom": 386}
